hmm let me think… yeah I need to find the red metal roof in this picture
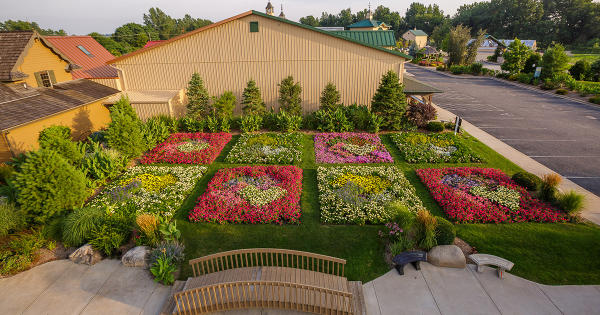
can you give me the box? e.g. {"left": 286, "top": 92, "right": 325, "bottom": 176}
{"left": 143, "top": 40, "right": 165, "bottom": 48}
{"left": 44, "top": 36, "right": 119, "bottom": 79}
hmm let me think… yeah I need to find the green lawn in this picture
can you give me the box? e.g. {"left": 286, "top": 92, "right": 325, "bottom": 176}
{"left": 568, "top": 53, "right": 600, "bottom": 64}
{"left": 175, "top": 132, "right": 600, "bottom": 285}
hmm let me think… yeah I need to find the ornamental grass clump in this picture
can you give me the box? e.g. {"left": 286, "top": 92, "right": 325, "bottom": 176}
{"left": 557, "top": 190, "right": 585, "bottom": 215}
{"left": 136, "top": 214, "right": 159, "bottom": 245}
{"left": 540, "top": 173, "right": 562, "bottom": 202}
{"left": 62, "top": 207, "right": 105, "bottom": 246}
{"left": 415, "top": 209, "right": 437, "bottom": 251}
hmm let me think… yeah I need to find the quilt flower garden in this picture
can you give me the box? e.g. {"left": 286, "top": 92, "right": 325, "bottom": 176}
{"left": 189, "top": 165, "right": 303, "bottom": 224}
{"left": 391, "top": 132, "right": 482, "bottom": 163}
{"left": 314, "top": 133, "right": 393, "bottom": 164}
{"left": 416, "top": 167, "right": 566, "bottom": 223}
{"left": 141, "top": 132, "right": 231, "bottom": 164}
{"left": 88, "top": 165, "right": 207, "bottom": 220}
{"left": 226, "top": 133, "right": 303, "bottom": 164}
{"left": 317, "top": 166, "right": 423, "bottom": 224}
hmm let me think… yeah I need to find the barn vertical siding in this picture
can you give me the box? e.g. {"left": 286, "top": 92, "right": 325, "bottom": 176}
{"left": 113, "top": 14, "right": 406, "bottom": 114}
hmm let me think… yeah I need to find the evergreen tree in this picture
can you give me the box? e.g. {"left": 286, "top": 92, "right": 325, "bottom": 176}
{"left": 213, "top": 91, "right": 236, "bottom": 118}
{"left": 186, "top": 73, "right": 211, "bottom": 118}
{"left": 106, "top": 97, "right": 146, "bottom": 158}
{"left": 371, "top": 71, "right": 407, "bottom": 131}
{"left": 501, "top": 38, "right": 531, "bottom": 74}
{"left": 241, "top": 80, "right": 266, "bottom": 115}
{"left": 319, "top": 82, "right": 341, "bottom": 111}
{"left": 541, "top": 43, "right": 570, "bottom": 79}
{"left": 278, "top": 76, "right": 303, "bottom": 116}
{"left": 465, "top": 29, "right": 486, "bottom": 65}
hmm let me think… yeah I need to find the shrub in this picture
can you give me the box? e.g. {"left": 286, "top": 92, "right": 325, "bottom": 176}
{"left": 106, "top": 97, "right": 146, "bottom": 158}
{"left": 470, "top": 62, "right": 483, "bottom": 75}
{"left": 142, "top": 116, "right": 172, "bottom": 149}
{"left": 436, "top": 65, "right": 446, "bottom": 71}
{"left": 241, "top": 79, "right": 266, "bottom": 116}
{"left": 276, "top": 111, "right": 302, "bottom": 132}
{"left": 89, "top": 215, "right": 131, "bottom": 256}
{"left": 541, "top": 43, "right": 570, "bottom": 79}
{"left": 38, "top": 126, "right": 84, "bottom": 165}
{"left": 0, "top": 230, "right": 50, "bottom": 275}
{"left": 523, "top": 53, "right": 541, "bottom": 74}
{"left": 371, "top": 70, "right": 408, "bottom": 130}
{"left": 81, "top": 143, "right": 126, "bottom": 183}
{"left": 591, "top": 59, "right": 600, "bottom": 81}
{"left": 539, "top": 173, "right": 562, "bottom": 202}
{"left": 556, "top": 89, "right": 569, "bottom": 95}
{"left": 557, "top": 190, "right": 585, "bottom": 215}
{"left": 0, "top": 202, "right": 26, "bottom": 236}
{"left": 213, "top": 91, "right": 236, "bottom": 119}
{"left": 178, "top": 117, "right": 205, "bottom": 132}
{"left": 206, "top": 115, "right": 219, "bottom": 133}
{"left": 501, "top": 39, "right": 531, "bottom": 74}
{"left": 219, "top": 117, "right": 231, "bottom": 132}
{"left": 186, "top": 73, "right": 211, "bottom": 118}
{"left": 368, "top": 112, "right": 383, "bottom": 133}
{"left": 444, "top": 122, "right": 456, "bottom": 130}
{"left": 150, "top": 255, "right": 177, "bottom": 285}
{"left": 262, "top": 108, "right": 279, "bottom": 131}
{"left": 319, "top": 82, "right": 341, "bottom": 111}
{"left": 315, "top": 108, "right": 353, "bottom": 132}
{"left": 158, "top": 221, "right": 181, "bottom": 241}
{"left": 278, "top": 76, "right": 302, "bottom": 116}
{"left": 240, "top": 115, "right": 263, "bottom": 133}
{"left": 415, "top": 209, "right": 437, "bottom": 250}
{"left": 0, "top": 163, "right": 14, "bottom": 185}
{"left": 426, "top": 121, "right": 444, "bottom": 132}
{"left": 406, "top": 101, "right": 437, "bottom": 128}
{"left": 149, "top": 240, "right": 185, "bottom": 265}
{"left": 541, "top": 78, "right": 559, "bottom": 90}
{"left": 434, "top": 216, "right": 456, "bottom": 245}
{"left": 511, "top": 171, "right": 541, "bottom": 191}
{"left": 570, "top": 60, "right": 592, "bottom": 80}
{"left": 590, "top": 96, "right": 600, "bottom": 104}
{"left": 343, "top": 104, "right": 371, "bottom": 130}
{"left": 13, "top": 149, "right": 89, "bottom": 224}
{"left": 388, "top": 201, "right": 415, "bottom": 230}
{"left": 450, "top": 65, "right": 465, "bottom": 75}
{"left": 517, "top": 73, "right": 533, "bottom": 84}
{"left": 62, "top": 207, "right": 105, "bottom": 246}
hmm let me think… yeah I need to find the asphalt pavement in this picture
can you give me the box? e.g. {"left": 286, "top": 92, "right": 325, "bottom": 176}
{"left": 406, "top": 63, "right": 600, "bottom": 197}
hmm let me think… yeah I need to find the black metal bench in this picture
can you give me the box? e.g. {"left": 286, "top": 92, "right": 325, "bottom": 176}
{"left": 392, "top": 251, "right": 427, "bottom": 275}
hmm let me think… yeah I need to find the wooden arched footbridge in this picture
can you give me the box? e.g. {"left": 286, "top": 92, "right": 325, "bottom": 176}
{"left": 161, "top": 248, "right": 366, "bottom": 315}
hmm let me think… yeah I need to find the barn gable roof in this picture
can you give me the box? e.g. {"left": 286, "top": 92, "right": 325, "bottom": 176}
{"left": 108, "top": 10, "right": 411, "bottom": 64}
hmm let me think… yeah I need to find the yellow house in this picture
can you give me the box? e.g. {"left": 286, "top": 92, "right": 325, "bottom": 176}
{"left": 108, "top": 10, "right": 411, "bottom": 115}
{"left": 402, "top": 29, "right": 428, "bottom": 49}
{"left": 0, "top": 31, "right": 119, "bottom": 161}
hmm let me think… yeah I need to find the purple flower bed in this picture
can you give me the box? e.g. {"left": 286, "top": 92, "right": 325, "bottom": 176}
{"left": 314, "top": 133, "right": 394, "bottom": 164}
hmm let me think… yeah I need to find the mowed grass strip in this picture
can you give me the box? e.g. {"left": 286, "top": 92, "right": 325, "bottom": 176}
{"left": 175, "top": 132, "right": 600, "bottom": 285}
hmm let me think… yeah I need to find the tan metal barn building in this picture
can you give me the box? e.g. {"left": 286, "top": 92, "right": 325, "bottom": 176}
{"left": 107, "top": 10, "right": 413, "bottom": 115}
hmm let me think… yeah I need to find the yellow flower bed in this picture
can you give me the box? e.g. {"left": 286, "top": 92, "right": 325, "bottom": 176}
{"left": 121, "top": 173, "right": 177, "bottom": 193}
{"left": 331, "top": 173, "right": 391, "bottom": 194}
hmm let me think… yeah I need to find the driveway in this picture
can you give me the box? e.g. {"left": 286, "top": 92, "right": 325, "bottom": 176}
{"left": 406, "top": 63, "right": 600, "bottom": 197}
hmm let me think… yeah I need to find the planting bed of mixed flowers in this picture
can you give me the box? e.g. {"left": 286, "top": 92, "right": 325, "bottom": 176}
{"left": 416, "top": 167, "right": 566, "bottom": 223}
{"left": 391, "top": 132, "right": 482, "bottom": 163}
{"left": 314, "top": 133, "right": 393, "bottom": 164}
{"left": 226, "top": 133, "right": 303, "bottom": 164}
{"left": 88, "top": 165, "right": 207, "bottom": 220}
{"left": 141, "top": 132, "right": 231, "bottom": 164}
{"left": 317, "top": 166, "right": 423, "bottom": 224}
{"left": 189, "top": 166, "right": 303, "bottom": 224}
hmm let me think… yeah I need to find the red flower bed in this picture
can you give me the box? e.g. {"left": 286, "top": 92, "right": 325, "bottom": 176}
{"left": 141, "top": 133, "right": 231, "bottom": 164}
{"left": 416, "top": 167, "right": 566, "bottom": 223}
{"left": 189, "top": 166, "right": 303, "bottom": 224}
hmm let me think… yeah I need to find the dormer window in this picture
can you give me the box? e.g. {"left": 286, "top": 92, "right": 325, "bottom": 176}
{"left": 34, "top": 70, "right": 56, "bottom": 88}
{"left": 77, "top": 45, "right": 94, "bottom": 57}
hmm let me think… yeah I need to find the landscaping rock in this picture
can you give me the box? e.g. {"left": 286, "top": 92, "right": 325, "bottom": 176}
{"left": 69, "top": 244, "right": 102, "bottom": 265}
{"left": 427, "top": 245, "right": 466, "bottom": 268}
{"left": 121, "top": 246, "right": 150, "bottom": 268}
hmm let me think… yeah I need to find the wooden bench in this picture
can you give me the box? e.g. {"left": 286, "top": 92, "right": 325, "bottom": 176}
{"left": 392, "top": 251, "right": 427, "bottom": 275}
{"left": 469, "top": 254, "right": 514, "bottom": 279}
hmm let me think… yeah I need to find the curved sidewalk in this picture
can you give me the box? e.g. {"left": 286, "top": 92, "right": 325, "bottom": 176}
{"left": 364, "top": 262, "right": 600, "bottom": 315}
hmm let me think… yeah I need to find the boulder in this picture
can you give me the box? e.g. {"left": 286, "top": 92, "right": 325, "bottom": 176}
{"left": 69, "top": 244, "right": 102, "bottom": 265}
{"left": 427, "top": 245, "right": 466, "bottom": 268}
{"left": 121, "top": 246, "right": 150, "bottom": 268}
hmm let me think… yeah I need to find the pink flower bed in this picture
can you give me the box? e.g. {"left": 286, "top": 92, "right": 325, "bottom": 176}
{"left": 189, "top": 166, "right": 303, "bottom": 224}
{"left": 141, "top": 133, "right": 231, "bottom": 164}
{"left": 416, "top": 167, "right": 566, "bottom": 223}
{"left": 314, "top": 133, "right": 393, "bottom": 164}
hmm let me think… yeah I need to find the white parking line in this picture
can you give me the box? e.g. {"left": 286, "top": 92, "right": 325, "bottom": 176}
{"left": 500, "top": 139, "right": 576, "bottom": 142}
{"left": 566, "top": 176, "right": 600, "bottom": 179}
{"left": 586, "top": 116, "right": 597, "bottom": 120}
{"left": 529, "top": 155, "right": 600, "bottom": 158}
{"left": 482, "top": 127, "right": 548, "bottom": 130}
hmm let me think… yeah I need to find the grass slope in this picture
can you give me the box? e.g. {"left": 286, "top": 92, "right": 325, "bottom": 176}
{"left": 175, "top": 132, "right": 600, "bottom": 285}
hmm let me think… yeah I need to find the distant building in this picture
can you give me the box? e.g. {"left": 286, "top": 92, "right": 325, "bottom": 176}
{"left": 402, "top": 29, "right": 428, "bottom": 49}
{"left": 468, "top": 35, "right": 537, "bottom": 62}
{"left": 328, "top": 30, "right": 396, "bottom": 49}
{"left": 0, "top": 31, "right": 119, "bottom": 160}
{"left": 44, "top": 35, "right": 121, "bottom": 90}
{"left": 347, "top": 7, "right": 390, "bottom": 31}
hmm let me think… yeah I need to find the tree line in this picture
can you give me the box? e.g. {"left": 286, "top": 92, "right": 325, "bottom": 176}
{"left": 299, "top": 1, "right": 600, "bottom": 48}
{"left": 0, "top": 8, "right": 212, "bottom": 56}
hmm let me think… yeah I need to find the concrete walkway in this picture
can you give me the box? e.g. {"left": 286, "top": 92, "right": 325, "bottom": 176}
{"left": 0, "top": 259, "right": 170, "bottom": 315}
{"left": 364, "top": 263, "right": 600, "bottom": 315}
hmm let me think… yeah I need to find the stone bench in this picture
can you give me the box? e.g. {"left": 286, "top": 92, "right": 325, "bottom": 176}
{"left": 469, "top": 254, "right": 514, "bottom": 279}
{"left": 392, "top": 251, "right": 427, "bottom": 275}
